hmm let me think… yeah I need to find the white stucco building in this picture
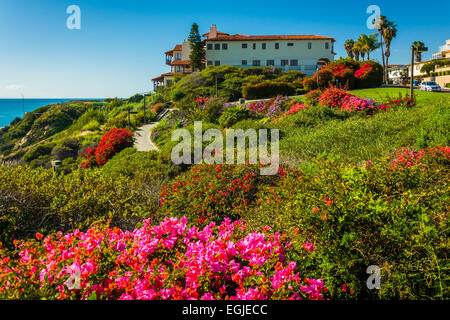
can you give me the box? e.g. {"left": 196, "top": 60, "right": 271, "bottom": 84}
{"left": 203, "top": 25, "right": 335, "bottom": 76}
{"left": 152, "top": 24, "right": 335, "bottom": 89}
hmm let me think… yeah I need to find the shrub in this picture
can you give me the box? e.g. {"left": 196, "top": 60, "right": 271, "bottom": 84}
{"left": 23, "top": 143, "right": 56, "bottom": 162}
{"left": 196, "top": 97, "right": 226, "bottom": 123}
{"left": 0, "top": 217, "right": 327, "bottom": 300}
{"left": 302, "top": 89, "right": 322, "bottom": 106}
{"left": 81, "top": 128, "right": 133, "bottom": 168}
{"left": 354, "top": 61, "right": 383, "bottom": 89}
{"left": 158, "top": 163, "right": 283, "bottom": 225}
{"left": 302, "top": 77, "right": 318, "bottom": 91}
{"left": 170, "top": 89, "right": 186, "bottom": 101}
{"left": 242, "top": 82, "right": 296, "bottom": 100}
{"left": 127, "top": 94, "right": 144, "bottom": 103}
{"left": 218, "top": 105, "right": 250, "bottom": 128}
{"left": 0, "top": 167, "right": 153, "bottom": 247}
{"left": 51, "top": 147, "right": 77, "bottom": 161}
{"left": 153, "top": 103, "right": 165, "bottom": 113}
{"left": 242, "top": 96, "right": 290, "bottom": 119}
{"left": 245, "top": 147, "right": 449, "bottom": 299}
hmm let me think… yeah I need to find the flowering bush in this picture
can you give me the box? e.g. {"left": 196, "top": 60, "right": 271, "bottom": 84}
{"left": 243, "top": 96, "right": 290, "bottom": 118}
{"left": 246, "top": 147, "right": 449, "bottom": 299}
{"left": 158, "top": 163, "right": 285, "bottom": 225}
{"left": 302, "top": 89, "right": 323, "bottom": 106}
{"left": 0, "top": 217, "right": 327, "bottom": 300}
{"left": 274, "top": 103, "right": 311, "bottom": 122}
{"left": 81, "top": 128, "right": 133, "bottom": 168}
{"left": 318, "top": 88, "right": 388, "bottom": 114}
{"left": 354, "top": 63, "right": 373, "bottom": 79}
{"left": 390, "top": 146, "right": 449, "bottom": 170}
{"left": 301, "top": 59, "right": 382, "bottom": 91}
{"left": 318, "top": 87, "right": 351, "bottom": 109}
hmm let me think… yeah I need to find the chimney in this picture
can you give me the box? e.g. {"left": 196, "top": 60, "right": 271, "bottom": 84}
{"left": 209, "top": 24, "right": 217, "bottom": 39}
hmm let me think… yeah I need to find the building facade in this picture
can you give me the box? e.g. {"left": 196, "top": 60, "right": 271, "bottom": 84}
{"left": 152, "top": 40, "right": 193, "bottom": 89}
{"left": 152, "top": 24, "right": 335, "bottom": 89}
{"left": 203, "top": 32, "right": 335, "bottom": 76}
{"left": 387, "top": 65, "right": 409, "bottom": 84}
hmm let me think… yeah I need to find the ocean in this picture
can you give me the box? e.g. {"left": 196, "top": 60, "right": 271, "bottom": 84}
{"left": 0, "top": 99, "right": 103, "bottom": 127}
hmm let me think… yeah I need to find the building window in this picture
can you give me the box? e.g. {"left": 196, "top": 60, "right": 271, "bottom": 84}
{"left": 222, "top": 43, "right": 228, "bottom": 50}
{"left": 252, "top": 60, "right": 260, "bottom": 66}
{"left": 207, "top": 44, "right": 213, "bottom": 50}
{"left": 214, "top": 43, "right": 220, "bottom": 50}
{"left": 207, "top": 61, "right": 213, "bottom": 66}
{"left": 266, "top": 60, "right": 274, "bottom": 66}
{"left": 287, "top": 43, "right": 294, "bottom": 47}
{"left": 325, "top": 42, "right": 329, "bottom": 50}
{"left": 275, "top": 43, "right": 279, "bottom": 49}
{"left": 290, "top": 59, "right": 298, "bottom": 66}
{"left": 262, "top": 43, "right": 266, "bottom": 49}
{"left": 242, "top": 43, "right": 247, "bottom": 48}
{"left": 253, "top": 43, "right": 256, "bottom": 50}
{"left": 281, "top": 60, "right": 288, "bottom": 66}
{"left": 308, "top": 42, "right": 312, "bottom": 49}
{"left": 214, "top": 60, "right": 220, "bottom": 66}
{"left": 175, "top": 52, "right": 181, "bottom": 60}
{"left": 242, "top": 60, "right": 247, "bottom": 65}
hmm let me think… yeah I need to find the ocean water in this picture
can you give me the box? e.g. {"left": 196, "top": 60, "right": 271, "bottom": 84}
{"left": 0, "top": 99, "right": 102, "bottom": 127}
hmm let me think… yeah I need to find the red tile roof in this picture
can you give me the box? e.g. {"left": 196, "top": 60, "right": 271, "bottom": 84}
{"left": 205, "top": 34, "right": 335, "bottom": 41}
{"left": 202, "top": 31, "right": 230, "bottom": 37}
{"left": 164, "top": 44, "right": 182, "bottom": 55}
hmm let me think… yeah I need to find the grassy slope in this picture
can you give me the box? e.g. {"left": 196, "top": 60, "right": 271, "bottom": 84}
{"left": 269, "top": 88, "right": 449, "bottom": 165}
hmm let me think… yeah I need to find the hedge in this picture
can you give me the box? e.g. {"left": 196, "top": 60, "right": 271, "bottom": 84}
{"left": 242, "top": 81, "right": 296, "bottom": 99}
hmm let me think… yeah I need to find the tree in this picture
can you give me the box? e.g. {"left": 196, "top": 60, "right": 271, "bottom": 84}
{"left": 344, "top": 39, "right": 355, "bottom": 59}
{"left": 413, "top": 41, "right": 426, "bottom": 62}
{"left": 353, "top": 41, "right": 364, "bottom": 61}
{"left": 378, "top": 17, "right": 397, "bottom": 83}
{"left": 188, "top": 22, "right": 205, "bottom": 72}
{"left": 357, "top": 34, "right": 380, "bottom": 61}
{"left": 375, "top": 15, "right": 387, "bottom": 83}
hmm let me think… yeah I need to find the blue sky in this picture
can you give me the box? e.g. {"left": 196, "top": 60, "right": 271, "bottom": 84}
{"left": 0, "top": 0, "right": 449, "bottom": 98}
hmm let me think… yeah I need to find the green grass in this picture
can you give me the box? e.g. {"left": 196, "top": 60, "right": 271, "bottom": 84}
{"left": 270, "top": 88, "right": 450, "bottom": 165}
{"left": 349, "top": 87, "right": 448, "bottom": 105}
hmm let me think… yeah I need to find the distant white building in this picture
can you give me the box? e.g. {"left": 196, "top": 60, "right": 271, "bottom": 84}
{"left": 432, "top": 39, "right": 450, "bottom": 60}
{"left": 203, "top": 25, "right": 335, "bottom": 76}
{"left": 387, "top": 65, "right": 408, "bottom": 84}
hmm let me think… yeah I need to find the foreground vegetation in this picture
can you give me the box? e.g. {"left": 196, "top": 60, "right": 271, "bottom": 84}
{"left": 0, "top": 65, "right": 449, "bottom": 300}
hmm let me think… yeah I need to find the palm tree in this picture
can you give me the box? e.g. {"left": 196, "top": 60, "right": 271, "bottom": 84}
{"left": 375, "top": 15, "right": 387, "bottom": 83}
{"left": 344, "top": 39, "right": 355, "bottom": 59}
{"left": 358, "top": 34, "right": 380, "bottom": 61}
{"left": 353, "top": 41, "right": 364, "bottom": 61}
{"left": 383, "top": 20, "right": 398, "bottom": 82}
{"left": 413, "top": 41, "right": 426, "bottom": 62}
